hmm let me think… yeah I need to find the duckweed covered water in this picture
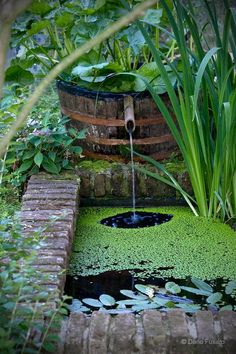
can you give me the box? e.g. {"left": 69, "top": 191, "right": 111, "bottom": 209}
{"left": 69, "top": 207, "right": 236, "bottom": 280}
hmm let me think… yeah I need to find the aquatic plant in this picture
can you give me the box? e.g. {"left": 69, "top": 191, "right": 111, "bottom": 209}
{"left": 69, "top": 277, "right": 236, "bottom": 315}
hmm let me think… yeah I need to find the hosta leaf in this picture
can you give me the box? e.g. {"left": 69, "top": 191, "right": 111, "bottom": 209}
{"left": 82, "top": 298, "right": 103, "bottom": 308}
{"left": 165, "top": 281, "right": 181, "bottom": 294}
{"left": 99, "top": 294, "right": 116, "bottom": 306}
{"left": 34, "top": 151, "right": 43, "bottom": 167}
{"left": 206, "top": 292, "right": 223, "bottom": 305}
{"left": 18, "top": 159, "right": 33, "bottom": 173}
{"left": 225, "top": 281, "right": 236, "bottom": 295}
{"left": 120, "top": 290, "right": 147, "bottom": 300}
{"left": 180, "top": 286, "right": 212, "bottom": 296}
{"left": 42, "top": 158, "right": 59, "bottom": 174}
{"left": 191, "top": 278, "right": 213, "bottom": 293}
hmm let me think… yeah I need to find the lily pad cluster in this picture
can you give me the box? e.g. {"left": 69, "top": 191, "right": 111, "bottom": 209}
{"left": 69, "top": 278, "right": 236, "bottom": 315}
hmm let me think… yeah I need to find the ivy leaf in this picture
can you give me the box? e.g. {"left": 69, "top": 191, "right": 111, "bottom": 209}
{"left": 34, "top": 151, "right": 43, "bottom": 167}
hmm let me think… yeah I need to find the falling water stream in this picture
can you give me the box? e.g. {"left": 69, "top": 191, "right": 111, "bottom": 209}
{"left": 129, "top": 130, "right": 137, "bottom": 222}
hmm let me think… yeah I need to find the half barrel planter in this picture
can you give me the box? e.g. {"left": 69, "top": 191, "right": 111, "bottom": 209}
{"left": 56, "top": 80, "right": 178, "bottom": 160}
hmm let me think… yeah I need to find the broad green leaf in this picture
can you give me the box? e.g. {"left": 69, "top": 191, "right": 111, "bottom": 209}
{"left": 27, "top": 20, "right": 51, "bottom": 35}
{"left": 29, "top": 1, "right": 52, "bottom": 15}
{"left": 23, "top": 150, "right": 36, "bottom": 160}
{"left": 206, "top": 292, "right": 223, "bottom": 305}
{"left": 48, "top": 151, "right": 56, "bottom": 161}
{"left": 55, "top": 13, "right": 74, "bottom": 28}
{"left": 142, "top": 9, "right": 163, "bottom": 26}
{"left": 34, "top": 151, "right": 43, "bottom": 167}
{"left": 165, "top": 281, "right": 181, "bottom": 294}
{"left": 18, "top": 159, "right": 33, "bottom": 173}
{"left": 99, "top": 294, "right": 116, "bottom": 306}
{"left": 82, "top": 298, "right": 103, "bottom": 308}
{"left": 5, "top": 65, "right": 34, "bottom": 85}
{"left": 191, "top": 278, "right": 213, "bottom": 293}
{"left": 176, "top": 303, "right": 201, "bottom": 312}
{"left": 120, "top": 290, "right": 147, "bottom": 300}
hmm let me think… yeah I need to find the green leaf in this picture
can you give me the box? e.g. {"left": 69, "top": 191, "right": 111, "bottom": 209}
{"left": 55, "top": 13, "right": 74, "bottom": 27}
{"left": 42, "top": 158, "right": 59, "bottom": 174}
{"left": 116, "top": 299, "right": 149, "bottom": 306}
{"left": 70, "top": 146, "right": 83, "bottom": 154}
{"left": 23, "top": 150, "right": 36, "bottom": 160}
{"left": 225, "top": 281, "right": 236, "bottom": 295}
{"left": 141, "top": 9, "right": 163, "bottom": 26}
{"left": 5, "top": 65, "right": 34, "bottom": 85}
{"left": 18, "top": 159, "right": 33, "bottom": 173}
{"left": 48, "top": 151, "right": 56, "bottom": 161}
{"left": 34, "top": 151, "right": 43, "bottom": 167}
{"left": 165, "top": 281, "right": 181, "bottom": 294}
{"left": 99, "top": 294, "right": 116, "bottom": 306}
{"left": 82, "top": 298, "right": 103, "bottom": 308}
{"left": 206, "top": 292, "right": 223, "bottom": 305}
{"left": 27, "top": 20, "right": 51, "bottom": 35}
{"left": 42, "top": 342, "right": 56, "bottom": 353}
{"left": 191, "top": 278, "right": 213, "bottom": 293}
{"left": 120, "top": 290, "right": 147, "bottom": 300}
{"left": 175, "top": 303, "right": 201, "bottom": 313}
{"left": 180, "top": 286, "right": 212, "bottom": 296}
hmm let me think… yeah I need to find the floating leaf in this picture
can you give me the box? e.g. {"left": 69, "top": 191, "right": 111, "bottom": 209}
{"left": 135, "top": 284, "right": 154, "bottom": 297}
{"left": 206, "top": 292, "right": 223, "bottom": 305}
{"left": 225, "top": 281, "right": 236, "bottom": 295}
{"left": 180, "top": 286, "right": 212, "bottom": 296}
{"left": 116, "top": 299, "right": 149, "bottom": 306}
{"left": 131, "top": 303, "right": 160, "bottom": 312}
{"left": 120, "top": 290, "right": 147, "bottom": 300}
{"left": 191, "top": 278, "right": 213, "bottom": 293}
{"left": 220, "top": 305, "right": 233, "bottom": 311}
{"left": 107, "top": 309, "right": 133, "bottom": 314}
{"left": 82, "top": 298, "right": 103, "bottom": 308}
{"left": 99, "top": 294, "right": 116, "bottom": 306}
{"left": 165, "top": 281, "right": 181, "bottom": 294}
{"left": 176, "top": 303, "right": 201, "bottom": 313}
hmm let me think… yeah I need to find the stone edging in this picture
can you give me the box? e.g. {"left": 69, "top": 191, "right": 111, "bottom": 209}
{"left": 20, "top": 173, "right": 80, "bottom": 295}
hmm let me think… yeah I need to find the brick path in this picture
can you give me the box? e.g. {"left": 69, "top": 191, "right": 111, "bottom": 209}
{"left": 20, "top": 173, "right": 236, "bottom": 354}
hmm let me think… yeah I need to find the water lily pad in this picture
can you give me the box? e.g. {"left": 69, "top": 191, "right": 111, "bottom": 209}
{"left": 107, "top": 309, "right": 133, "bottom": 314}
{"left": 132, "top": 303, "right": 160, "bottom": 312}
{"left": 165, "top": 281, "right": 181, "bottom": 294}
{"left": 116, "top": 299, "right": 149, "bottom": 306}
{"left": 120, "top": 290, "right": 147, "bottom": 300}
{"left": 176, "top": 303, "right": 201, "bottom": 313}
{"left": 135, "top": 284, "right": 154, "bottom": 296}
{"left": 220, "top": 305, "right": 233, "bottom": 311}
{"left": 82, "top": 298, "right": 103, "bottom": 307}
{"left": 99, "top": 294, "right": 116, "bottom": 306}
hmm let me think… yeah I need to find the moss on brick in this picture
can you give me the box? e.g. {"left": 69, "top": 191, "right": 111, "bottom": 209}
{"left": 69, "top": 207, "right": 236, "bottom": 280}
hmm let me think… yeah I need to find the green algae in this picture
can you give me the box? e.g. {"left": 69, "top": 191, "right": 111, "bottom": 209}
{"left": 69, "top": 207, "right": 236, "bottom": 281}
{"left": 76, "top": 160, "right": 115, "bottom": 172}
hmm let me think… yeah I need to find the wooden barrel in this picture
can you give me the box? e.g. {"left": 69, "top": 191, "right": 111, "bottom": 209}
{"left": 56, "top": 80, "right": 178, "bottom": 160}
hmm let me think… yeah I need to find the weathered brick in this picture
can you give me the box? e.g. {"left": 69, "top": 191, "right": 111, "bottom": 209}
{"left": 142, "top": 310, "right": 166, "bottom": 354}
{"left": 88, "top": 312, "right": 110, "bottom": 354}
{"left": 94, "top": 174, "right": 106, "bottom": 197}
{"left": 108, "top": 313, "right": 136, "bottom": 354}
{"left": 167, "top": 309, "right": 192, "bottom": 354}
{"left": 64, "top": 313, "right": 88, "bottom": 354}
{"left": 219, "top": 311, "right": 236, "bottom": 354}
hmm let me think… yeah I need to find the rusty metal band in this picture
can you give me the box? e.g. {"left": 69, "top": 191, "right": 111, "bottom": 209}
{"left": 86, "top": 134, "right": 174, "bottom": 146}
{"left": 61, "top": 106, "right": 165, "bottom": 127}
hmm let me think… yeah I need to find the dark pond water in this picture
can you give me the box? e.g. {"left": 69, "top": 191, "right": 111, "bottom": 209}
{"left": 64, "top": 269, "right": 236, "bottom": 311}
{"left": 100, "top": 211, "right": 173, "bottom": 228}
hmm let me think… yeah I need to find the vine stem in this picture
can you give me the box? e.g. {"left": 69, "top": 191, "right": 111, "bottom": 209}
{"left": 0, "top": 0, "right": 157, "bottom": 157}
